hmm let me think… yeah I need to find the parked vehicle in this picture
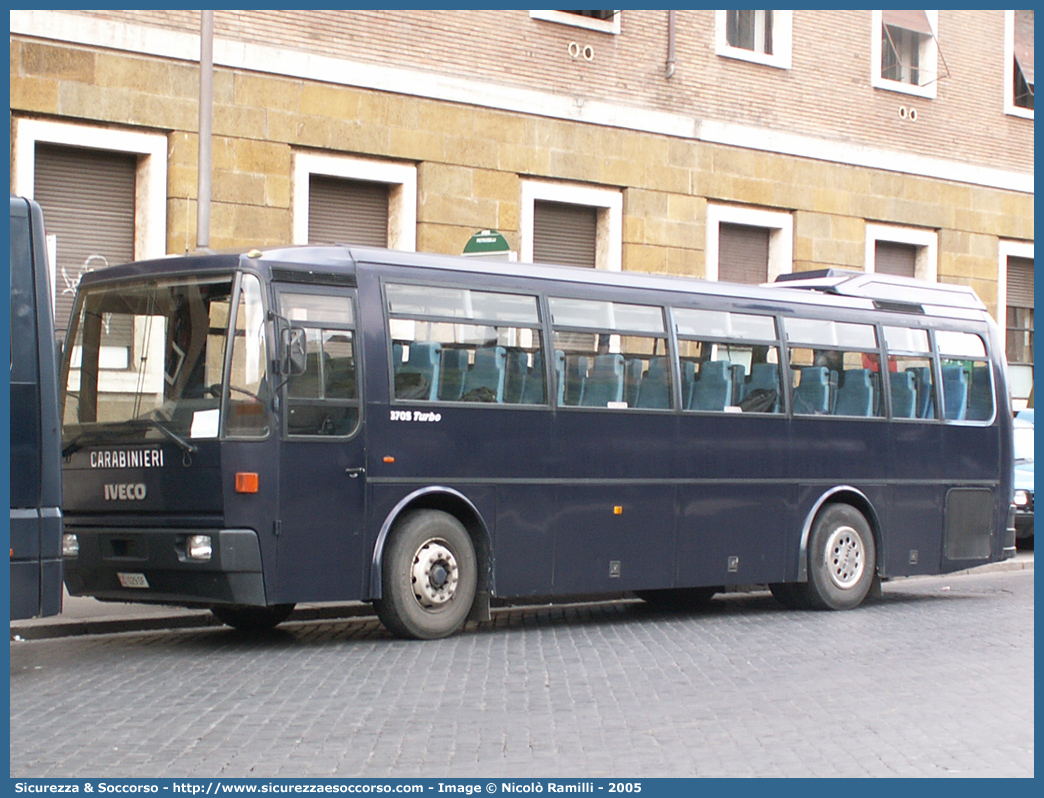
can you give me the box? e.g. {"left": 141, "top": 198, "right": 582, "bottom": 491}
{"left": 1013, "top": 414, "right": 1034, "bottom": 548}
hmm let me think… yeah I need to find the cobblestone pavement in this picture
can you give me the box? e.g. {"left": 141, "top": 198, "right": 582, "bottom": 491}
{"left": 10, "top": 569, "right": 1034, "bottom": 778}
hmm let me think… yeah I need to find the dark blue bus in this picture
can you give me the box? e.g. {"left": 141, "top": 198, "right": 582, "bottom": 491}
{"left": 57, "top": 246, "right": 1016, "bottom": 638}
{"left": 10, "top": 195, "right": 64, "bottom": 620}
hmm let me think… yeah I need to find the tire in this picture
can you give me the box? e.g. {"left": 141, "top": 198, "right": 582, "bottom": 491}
{"left": 211, "top": 603, "right": 295, "bottom": 632}
{"left": 374, "top": 510, "right": 477, "bottom": 640}
{"left": 636, "top": 587, "right": 718, "bottom": 609}
{"left": 803, "top": 503, "right": 876, "bottom": 610}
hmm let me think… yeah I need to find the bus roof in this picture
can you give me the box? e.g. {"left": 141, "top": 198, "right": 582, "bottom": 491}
{"left": 76, "top": 244, "right": 990, "bottom": 322}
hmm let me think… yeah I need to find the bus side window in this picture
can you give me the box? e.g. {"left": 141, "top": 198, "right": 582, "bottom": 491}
{"left": 549, "top": 297, "right": 669, "bottom": 410}
{"left": 783, "top": 318, "right": 882, "bottom": 418}
{"left": 674, "top": 308, "right": 781, "bottom": 414}
{"left": 386, "top": 283, "right": 545, "bottom": 405}
{"left": 279, "top": 291, "right": 359, "bottom": 437}
{"left": 936, "top": 330, "right": 992, "bottom": 422}
{"left": 882, "top": 327, "right": 935, "bottom": 420}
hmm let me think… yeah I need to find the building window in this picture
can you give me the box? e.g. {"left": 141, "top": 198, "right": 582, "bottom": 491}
{"left": 520, "top": 180, "right": 622, "bottom": 272}
{"left": 1006, "top": 10, "right": 1034, "bottom": 118}
{"left": 999, "top": 241, "right": 1035, "bottom": 409}
{"left": 530, "top": 10, "right": 621, "bottom": 35}
{"left": 706, "top": 205, "right": 793, "bottom": 284}
{"left": 715, "top": 10, "right": 793, "bottom": 69}
{"left": 871, "top": 10, "right": 942, "bottom": 98}
{"left": 292, "top": 153, "right": 416, "bottom": 251}
{"left": 12, "top": 118, "right": 167, "bottom": 339}
{"left": 865, "top": 224, "right": 937, "bottom": 282}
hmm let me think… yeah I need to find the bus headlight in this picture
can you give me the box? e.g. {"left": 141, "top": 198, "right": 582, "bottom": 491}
{"left": 1013, "top": 490, "right": 1030, "bottom": 507}
{"left": 186, "top": 535, "right": 213, "bottom": 561}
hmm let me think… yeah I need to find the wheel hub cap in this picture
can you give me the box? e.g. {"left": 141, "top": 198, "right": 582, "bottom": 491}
{"left": 826, "top": 525, "right": 865, "bottom": 589}
{"left": 411, "top": 539, "right": 459, "bottom": 607}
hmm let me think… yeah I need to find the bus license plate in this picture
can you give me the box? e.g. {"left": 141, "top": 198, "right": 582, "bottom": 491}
{"left": 118, "top": 572, "right": 149, "bottom": 589}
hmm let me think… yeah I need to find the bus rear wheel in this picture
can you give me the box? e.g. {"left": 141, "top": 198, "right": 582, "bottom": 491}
{"left": 804, "top": 503, "right": 876, "bottom": 610}
{"left": 374, "top": 510, "right": 477, "bottom": 640}
{"left": 211, "top": 603, "right": 295, "bottom": 632}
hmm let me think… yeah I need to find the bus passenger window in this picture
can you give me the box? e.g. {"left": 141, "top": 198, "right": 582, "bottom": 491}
{"left": 674, "top": 308, "right": 781, "bottom": 413}
{"left": 386, "top": 284, "right": 544, "bottom": 405}
{"left": 936, "top": 330, "right": 992, "bottom": 422}
{"left": 549, "top": 298, "right": 669, "bottom": 409}
{"left": 784, "top": 318, "right": 882, "bottom": 418}
{"left": 882, "top": 326, "right": 935, "bottom": 420}
{"left": 279, "top": 291, "right": 359, "bottom": 436}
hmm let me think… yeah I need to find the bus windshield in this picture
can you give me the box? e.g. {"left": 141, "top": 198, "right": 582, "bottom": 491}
{"left": 61, "top": 272, "right": 271, "bottom": 449}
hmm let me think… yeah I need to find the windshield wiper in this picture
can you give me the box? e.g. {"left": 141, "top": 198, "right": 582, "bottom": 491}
{"left": 127, "top": 417, "right": 198, "bottom": 455}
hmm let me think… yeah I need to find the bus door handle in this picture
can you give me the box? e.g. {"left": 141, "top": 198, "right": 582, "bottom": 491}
{"left": 346, "top": 467, "right": 366, "bottom": 479}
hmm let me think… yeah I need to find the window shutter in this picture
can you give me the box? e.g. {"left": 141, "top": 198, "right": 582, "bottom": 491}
{"left": 718, "top": 223, "right": 769, "bottom": 284}
{"left": 882, "top": 10, "right": 932, "bottom": 35}
{"left": 533, "top": 201, "right": 597, "bottom": 269}
{"left": 308, "top": 176, "right": 389, "bottom": 247}
{"left": 1015, "top": 10, "right": 1034, "bottom": 87}
{"left": 874, "top": 241, "right": 917, "bottom": 278}
{"left": 1007, "top": 256, "right": 1034, "bottom": 308}
{"left": 33, "top": 144, "right": 137, "bottom": 339}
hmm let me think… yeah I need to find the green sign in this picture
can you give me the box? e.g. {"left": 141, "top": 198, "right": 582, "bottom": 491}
{"left": 463, "top": 229, "right": 511, "bottom": 257}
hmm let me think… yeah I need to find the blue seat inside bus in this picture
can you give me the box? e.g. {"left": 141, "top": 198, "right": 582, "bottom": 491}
{"left": 679, "top": 360, "right": 697, "bottom": 408}
{"left": 555, "top": 352, "right": 588, "bottom": 406}
{"left": 690, "top": 360, "right": 732, "bottom": 411}
{"left": 907, "top": 366, "right": 934, "bottom": 419}
{"left": 461, "top": 346, "right": 507, "bottom": 402}
{"left": 834, "top": 368, "right": 875, "bottom": 417}
{"left": 438, "top": 348, "right": 469, "bottom": 401}
{"left": 740, "top": 362, "right": 780, "bottom": 412}
{"left": 623, "top": 357, "right": 645, "bottom": 407}
{"left": 890, "top": 369, "right": 917, "bottom": 418}
{"left": 395, "top": 341, "right": 441, "bottom": 400}
{"left": 503, "top": 349, "right": 529, "bottom": 404}
{"left": 793, "top": 366, "right": 832, "bottom": 414}
{"left": 519, "top": 351, "right": 545, "bottom": 405}
{"left": 967, "top": 365, "right": 992, "bottom": 421}
{"left": 582, "top": 354, "right": 625, "bottom": 407}
{"left": 636, "top": 357, "right": 671, "bottom": 409}
{"left": 942, "top": 365, "right": 968, "bottom": 420}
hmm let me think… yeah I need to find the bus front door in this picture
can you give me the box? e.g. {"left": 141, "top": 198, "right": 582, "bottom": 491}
{"left": 273, "top": 288, "right": 366, "bottom": 604}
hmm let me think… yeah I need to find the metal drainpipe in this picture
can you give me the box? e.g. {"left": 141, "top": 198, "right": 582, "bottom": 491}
{"left": 196, "top": 10, "right": 214, "bottom": 251}
{"left": 665, "top": 10, "right": 676, "bottom": 79}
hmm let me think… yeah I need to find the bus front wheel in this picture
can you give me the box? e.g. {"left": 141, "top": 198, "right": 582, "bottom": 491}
{"left": 211, "top": 603, "right": 295, "bottom": 632}
{"left": 374, "top": 510, "right": 477, "bottom": 640}
{"left": 804, "top": 503, "right": 876, "bottom": 611}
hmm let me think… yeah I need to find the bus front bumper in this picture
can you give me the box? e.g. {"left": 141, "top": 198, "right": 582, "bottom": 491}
{"left": 62, "top": 527, "right": 267, "bottom": 607}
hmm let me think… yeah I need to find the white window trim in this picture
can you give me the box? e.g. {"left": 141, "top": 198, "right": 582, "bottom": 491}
{"left": 714, "top": 10, "right": 793, "bottom": 70}
{"left": 529, "top": 10, "right": 621, "bottom": 35}
{"left": 997, "top": 239, "right": 1035, "bottom": 360}
{"left": 871, "top": 10, "right": 940, "bottom": 99}
{"left": 520, "top": 179, "right": 622, "bottom": 272}
{"left": 1004, "top": 10, "right": 1034, "bottom": 120}
{"left": 12, "top": 117, "right": 167, "bottom": 263}
{"left": 706, "top": 204, "right": 794, "bottom": 283}
{"left": 865, "top": 223, "right": 938, "bottom": 282}
{"left": 292, "top": 152, "right": 417, "bottom": 251}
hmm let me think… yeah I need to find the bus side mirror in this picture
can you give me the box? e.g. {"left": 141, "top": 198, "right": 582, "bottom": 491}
{"left": 281, "top": 327, "right": 308, "bottom": 376}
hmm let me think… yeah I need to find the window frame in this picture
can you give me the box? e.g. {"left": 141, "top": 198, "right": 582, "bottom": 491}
{"left": 706, "top": 204, "right": 794, "bottom": 284}
{"left": 520, "top": 180, "right": 623, "bottom": 272}
{"left": 714, "top": 9, "right": 793, "bottom": 70}
{"left": 529, "top": 10, "right": 621, "bottom": 35}
{"left": 865, "top": 223, "right": 938, "bottom": 282}
{"left": 871, "top": 10, "right": 941, "bottom": 99}
{"left": 292, "top": 152, "right": 417, "bottom": 251}
{"left": 1005, "top": 10, "right": 1034, "bottom": 119}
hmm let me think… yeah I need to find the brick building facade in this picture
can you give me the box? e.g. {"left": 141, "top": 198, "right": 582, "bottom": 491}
{"left": 8, "top": 9, "right": 1035, "bottom": 402}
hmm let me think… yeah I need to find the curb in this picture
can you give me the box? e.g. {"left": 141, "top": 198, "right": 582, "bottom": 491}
{"left": 10, "top": 554, "right": 1032, "bottom": 642}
